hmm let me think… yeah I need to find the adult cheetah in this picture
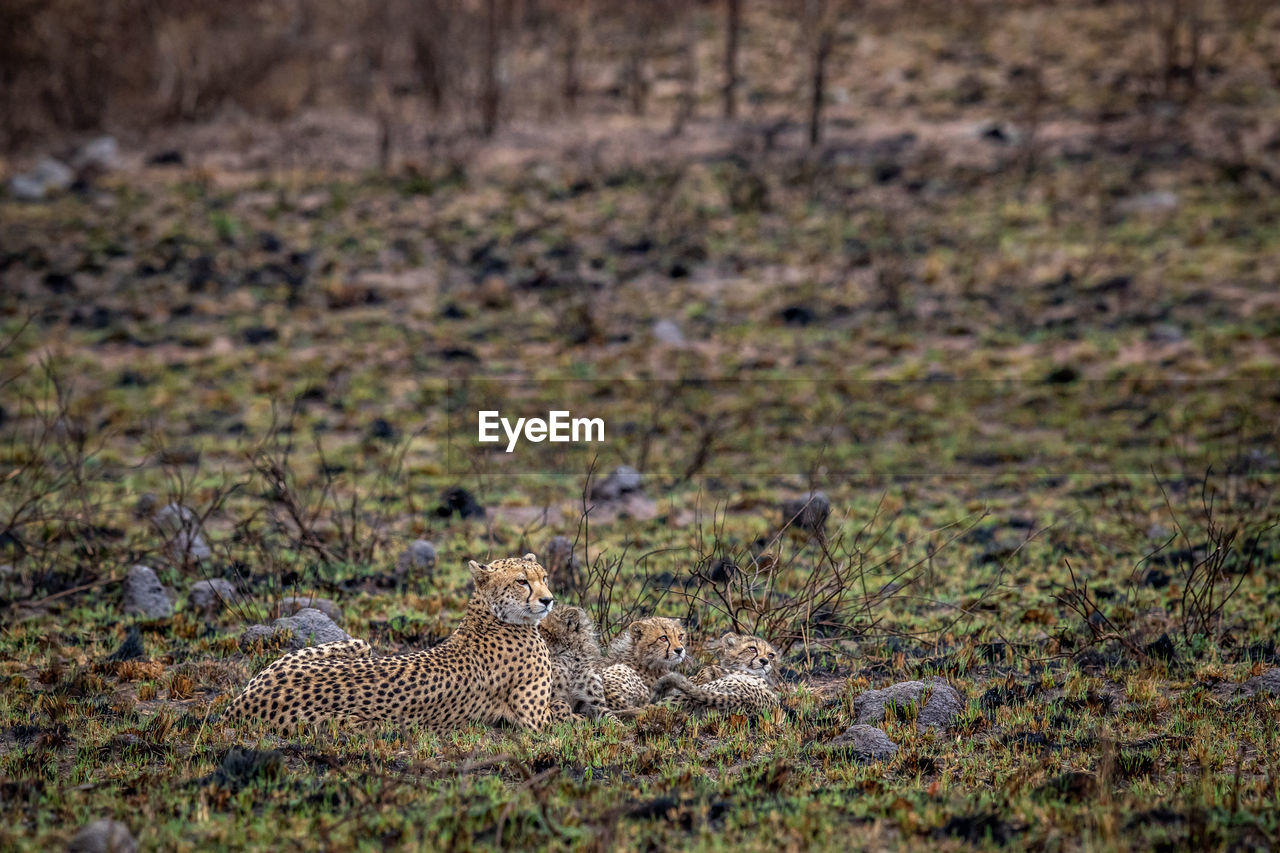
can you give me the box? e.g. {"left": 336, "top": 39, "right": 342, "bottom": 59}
{"left": 538, "top": 605, "right": 616, "bottom": 721}
{"left": 600, "top": 617, "right": 687, "bottom": 710}
{"left": 225, "top": 554, "right": 557, "bottom": 730}
{"left": 650, "top": 632, "right": 781, "bottom": 714}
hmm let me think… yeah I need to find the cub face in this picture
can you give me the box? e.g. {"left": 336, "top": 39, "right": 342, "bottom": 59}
{"left": 626, "top": 617, "right": 687, "bottom": 670}
{"left": 471, "top": 553, "right": 554, "bottom": 626}
{"left": 713, "top": 632, "right": 779, "bottom": 675}
{"left": 539, "top": 605, "right": 599, "bottom": 650}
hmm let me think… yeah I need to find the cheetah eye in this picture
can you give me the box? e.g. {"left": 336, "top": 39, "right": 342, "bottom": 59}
{"left": 749, "top": 646, "right": 759, "bottom": 654}
{"left": 768, "top": 652, "right": 776, "bottom": 658}
{"left": 516, "top": 578, "right": 529, "bottom": 586}
{"left": 658, "top": 635, "right": 668, "bottom": 642}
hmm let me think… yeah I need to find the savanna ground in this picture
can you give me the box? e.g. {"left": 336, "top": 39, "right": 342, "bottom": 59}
{"left": 3, "top": 1, "right": 1280, "bottom": 850}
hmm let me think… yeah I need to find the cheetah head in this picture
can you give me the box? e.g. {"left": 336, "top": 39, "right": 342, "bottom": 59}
{"left": 712, "top": 632, "right": 779, "bottom": 676}
{"left": 623, "top": 617, "right": 687, "bottom": 670}
{"left": 470, "top": 553, "right": 555, "bottom": 626}
{"left": 538, "top": 605, "right": 599, "bottom": 649}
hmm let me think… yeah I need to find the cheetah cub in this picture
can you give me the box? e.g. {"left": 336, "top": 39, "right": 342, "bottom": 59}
{"left": 226, "top": 554, "right": 557, "bottom": 731}
{"left": 538, "top": 605, "right": 616, "bottom": 722}
{"left": 600, "top": 617, "right": 687, "bottom": 710}
{"left": 650, "top": 632, "right": 781, "bottom": 714}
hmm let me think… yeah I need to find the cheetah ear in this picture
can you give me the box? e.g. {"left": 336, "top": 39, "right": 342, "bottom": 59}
{"left": 719, "top": 632, "right": 739, "bottom": 647}
{"left": 469, "top": 560, "right": 496, "bottom": 581}
{"left": 523, "top": 552, "right": 538, "bottom": 562}
{"left": 629, "top": 622, "right": 645, "bottom": 641}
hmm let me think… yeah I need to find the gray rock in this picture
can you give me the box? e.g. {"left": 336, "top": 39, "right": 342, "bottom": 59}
{"left": 832, "top": 724, "right": 899, "bottom": 760}
{"left": 189, "top": 579, "right": 237, "bottom": 615}
{"left": 652, "top": 319, "right": 686, "bottom": 346}
{"left": 590, "top": 465, "right": 643, "bottom": 502}
{"left": 72, "top": 136, "right": 119, "bottom": 173}
{"left": 1147, "top": 323, "right": 1185, "bottom": 344}
{"left": 9, "top": 157, "right": 73, "bottom": 200}
{"left": 152, "top": 503, "right": 211, "bottom": 562}
{"left": 396, "top": 539, "right": 436, "bottom": 577}
{"left": 853, "top": 677, "right": 965, "bottom": 733}
{"left": 1116, "top": 190, "right": 1178, "bottom": 215}
{"left": 241, "top": 608, "right": 351, "bottom": 652}
{"left": 122, "top": 565, "right": 172, "bottom": 620}
{"left": 280, "top": 595, "right": 341, "bottom": 622}
{"left": 781, "top": 491, "right": 830, "bottom": 534}
{"left": 543, "top": 535, "right": 580, "bottom": 574}
{"left": 67, "top": 819, "right": 137, "bottom": 853}
{"left": 1234, "top": 668, "right": 1280, "bottom": 699}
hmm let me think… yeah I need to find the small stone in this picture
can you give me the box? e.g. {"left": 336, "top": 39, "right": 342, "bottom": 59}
{"left": 396, "top": 539, "right": 437, "bottom": 576}
{"left": 1234, "top": 668, "right": 1280, "bottom": 699}
{"left": 652, "top": 319, "right": 686, "bottom": 346}
{"left": 152, "top": 503, "right": 212, "bottom": 562}
{"left": 1147, "top": 323, "right": 1185, "bottom": 344}
{"left": 189, "top": 579, "right": 238, "bottom": 616}
{"left": 71, "top": 136, "right": 119, "bottom": 173}
{"left": 1116, "top": 190, "right": 1178, "bottom": 215}
{"left": 543, "top": 535, "right": 579, "bottom": 574}
{"left": 238, "top": 624, "right": 279, "bottom": 652}
{"left": 280, "top": 596, "right": 341, "bottom": 622}
{"left": 121, "top": 565, "right": 172, "bottom": 620}
{"left": 67, "top": 819, "right": 137, "bottom": 853}
{"left": 781, "top": 491, "right": 830, "bottom": 534}
{"left": 436, "top": 486, "right": 486, "bottom": 520}
{"left": 273, "top": 608, "right": 350, "bottom": 648}
{"left": 832, "top": 724, "right": 899, "bottom": 761}
{"left": 854, "top": 677, "right": 965, "bottom": 733}
{"left": 9, "top": 157, "right": 73, "bottom": 200}
{"left": 590, "top": 466, "right": 643, "bottom": 502}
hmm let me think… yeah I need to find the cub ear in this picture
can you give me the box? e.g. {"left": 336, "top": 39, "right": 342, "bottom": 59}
{"left": 718, "top": 632, "right": 740, "bottom": 648}
{"left": 523, "top": 552, "right": 538, "bottom": 562}
{"left": 469, "top": 559, "right": 495, "bottom": 581}
{"left": 629, "top": 622, "right": 645, "bottom": 641}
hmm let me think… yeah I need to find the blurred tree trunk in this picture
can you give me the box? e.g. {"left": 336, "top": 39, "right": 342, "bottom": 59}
{"left": 562, "top": 3, "right": 583, "bottom": 114}
{"left": 805, "top": 0, "right": 835, "bottom": 147}
{"left": 723, "top": 0, "right": 740, "bottom": 119}
{"left": 671, "top": 8, "right": 697, "bottom": 136}
{"left": 481, "top": 0, "right": 501, "bottom": 136}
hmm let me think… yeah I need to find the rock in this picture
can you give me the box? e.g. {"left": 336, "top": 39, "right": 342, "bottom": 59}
{"left": 1147, "top": 323, "right": 1185, "bottom": 344}
{"left": 1116, "top": 190, "right": 1178, "bottom": 215}
{"left": 9, "top": 157, "right": 73, "bottom": 200}
{"left": 853, "top": 677, "right": 965, "bottom": 733}
{"left": 436, "top": 486, "right": 486, "bottom": 520}
{"left": 396, "top": 539, "right": 437, "bottom": 576}
{"left": 67, "top": 819, "right": 137, "bottom": 853}
{"left": 71, "top": 136, "right": 119, "bottom": 174}
{"left": 152, "top": 503, "right": 212, "bottom": 562}
{"left": 652, "top": 319, "right": 686, "bottom": 346}
{"left": 241, "top": 608, "right": 351, "bottom": 652}
{"left": 543, "top": 535, "right": 579, "bottom": 575}
{"left": 1232, "top": 668, "right": 1280, "bottom": 699}
{"left": 832, "top": 724, "right": 899, "bottom": 761}
{"left": 280, "top": 596, "right": 341, "bottom": 622}
{"left": 189, "top": 579, "right": 238, "bottom": 615}
{"left": 590, "top": 466, "right": 643, "bottom": 502}
{"left": 781, "top": 491, "right": 830, "bottom": 534}
{"left": 121, "top": 565, "right": 172, "bottom": 620}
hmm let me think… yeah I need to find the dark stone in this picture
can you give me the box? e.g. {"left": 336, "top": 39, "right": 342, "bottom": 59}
{"left": 780, "top": 491, "right": 830, "bottom": 534}
{"left": 1144, "top": 633, "right": 1177, "bottom": 662}
{"left": 1044, "top": 365, "right": 1080, "bottom": 384}
{"left": 436, "top": 486, "right": 486, "bottom": 520}
{"left": 367, "top": 418, "right": 397, "bottom": 441}
{"left": 590, "top": 466, "right": 644, "bottom": 502}
{"left": 779, "top": 305, "right": 816, "bottom": 326}
{"left": 242, "top": 326, "right": 278, "bottom": 345}
{"left": 934, "top": 813, "right": 1016, "bottom": 845}
{"left": 204, "top": 748, "right": 284, "bottom": 793}
{"left": 67, "top": 819, "right": 137, "bottom": 853}
{"left": 106, "top": 626, "right": 145, "bottom": 662}
{"left": 147, "top": 150, "right": 184, "bottom": 166}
